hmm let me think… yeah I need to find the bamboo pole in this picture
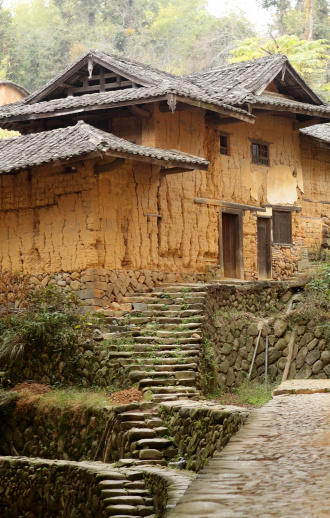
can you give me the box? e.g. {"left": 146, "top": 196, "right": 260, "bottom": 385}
{"left": 248, "top": 329, "right": 262, "bottom": 380}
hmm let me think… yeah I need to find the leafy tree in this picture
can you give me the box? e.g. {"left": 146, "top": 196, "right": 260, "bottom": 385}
{"left": 230, "top": 34, "right": 330, "bottom": 99}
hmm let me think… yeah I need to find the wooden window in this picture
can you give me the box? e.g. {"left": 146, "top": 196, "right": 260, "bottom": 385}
{"left": 220, "top": 134, "right": 229, "bottom": 155}
{"left": 273, "top": 210, "right": 292, "bottom": 244}
{"left": 252, "top": 141, "right": 269, "bottom": 166}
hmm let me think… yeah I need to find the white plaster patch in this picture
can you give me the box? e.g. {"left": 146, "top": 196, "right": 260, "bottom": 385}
{"left": 267, "top": 165, "right": 298, "bottom": 205}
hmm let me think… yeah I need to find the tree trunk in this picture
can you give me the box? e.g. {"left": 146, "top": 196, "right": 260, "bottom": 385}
{"left": 304, "top": 0, "right": 314, "bottom": 41}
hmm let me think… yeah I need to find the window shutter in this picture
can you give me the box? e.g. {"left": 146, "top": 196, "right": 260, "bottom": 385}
{"left": 273, "top": 211, "right": 292, "bottom": 244}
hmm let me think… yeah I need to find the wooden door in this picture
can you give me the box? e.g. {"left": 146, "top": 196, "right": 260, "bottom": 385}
{"left": 257, "top": 217, "right": 272, "bottom": 279}
{"left": 222, "top": 213, "right": 240, "bottom": 278}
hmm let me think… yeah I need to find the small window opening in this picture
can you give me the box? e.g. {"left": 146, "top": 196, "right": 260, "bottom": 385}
{"left": 273, "top": 210, "right": 292, "bottom": 244}
{"left": 252, "top": 141, "right": 269, "bottom": 166}
{"left": 220, "top": 135, "right": 229, "bottom": 155}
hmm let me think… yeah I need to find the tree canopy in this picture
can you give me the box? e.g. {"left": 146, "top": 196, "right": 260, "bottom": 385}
{"left": 0, "top": 0, "right": 328, "bottom": 98}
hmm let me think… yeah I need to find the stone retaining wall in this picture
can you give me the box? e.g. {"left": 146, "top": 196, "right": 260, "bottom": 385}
{"left": 203, "top": 283, "right": 330, "bottom": 389}
{"left": 159, "top": 400, "right": 249, "bottom": 471}
{"left": 0, "top": 457, "right": 109, "bottom": 517}
{"left": 0, "top": 456, "right": 194, "bottom": 518}
{"left": 0, "top": 395, "right": 110, "bottom": 461}
{"left": 0, "top": 268, "right": 207, "bottom": 311}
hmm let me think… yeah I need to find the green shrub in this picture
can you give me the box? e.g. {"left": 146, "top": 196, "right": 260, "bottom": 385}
{"left": 0, "top": 284, "right": 89, "bottom": 367}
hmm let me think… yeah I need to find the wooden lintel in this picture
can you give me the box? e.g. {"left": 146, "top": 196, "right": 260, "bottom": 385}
{"left": 143, "top": 213, "right": 162, "bottom": 218}
{"left": 262, "top": 204, "right": 302, "bottom": 212}
{"left": 216, "top": 117, "right": 244, "bottom": 125}
{"left": 175, "top": 95, "right": 255, "bottom": 124}
{"left": 94, "top": 157, "right": 125, "bottom": 174}
{"left": 161, "top": 166, "right": 194, "bottom": 175}
{"left": 103, "top": 150, "right": 208, "bottom": 170}
{"left": 253, "top": 103, "right": 330, "bottom": 119}
{"left": 129, "top": 105, "right": 151, "bottom": 119}
{"left": 51, "top": 150, "right": 103, "bottom": 168}
{"left": 194, "top": 197, "right": 266, "bottom": 212}
{"left": 293, "top": 117, "right": 327, "bottom": 130}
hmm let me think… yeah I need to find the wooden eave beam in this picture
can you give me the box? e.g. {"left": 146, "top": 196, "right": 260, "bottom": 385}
{"left": 160, "top": 166, "right": 195, "bottom": 175}
{"left": 103, "top": 150, "right": 208, "bottom": 170}
{"left": 194, "top": 197, "right": 266, "bottom": 212}
{"left": 253, "top": 103, "right": 330, "bottom": 119}
{"left": 174, "top": 95, "right": 254, "bottom": 123}
{"left": 94, "top": 157, "right": 125, "bottom": 174}
{"left": 51, "top": 150, "right": 103, "bottom": 168}
{"left": 129, "top": 105, "right": 151, "bottom": 119}
{"left": 293, "top": 117, "right": 330, "bottom": 130}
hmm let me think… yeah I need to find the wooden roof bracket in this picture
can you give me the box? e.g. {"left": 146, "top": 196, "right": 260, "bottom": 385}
{"left": 161, "top": 166, "right": 195, "bottom": 175}
{"left": 94, "top": 157, "right": 125, "bottom": 175}
{"left": 167, "top": 93, "right": 177, "bottom": 113}
{"left": 87, "top": 56, "right": 94, "bottom": 79}
{"left": 129, "top": 105, "right": 151, "bottom": 119}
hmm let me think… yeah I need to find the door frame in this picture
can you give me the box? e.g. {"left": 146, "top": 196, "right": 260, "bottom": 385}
{"left": 219, "top": 208, "right": 244, "bottom": 280}
{"left": 257, "top": 215, "right": 272, "bottom": 280}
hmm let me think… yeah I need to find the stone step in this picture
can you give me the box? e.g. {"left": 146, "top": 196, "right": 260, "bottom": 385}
{"left": 138, "top": 377, "right": 196, "bottom": 389}
{"left": 142, "top": 385, "right": 198, "bottom": 395}
{"left": 153, "top": 288, "right": 208, "bottom": 295}
{"left": 160, "top": 285, "right": 208, "bottom": 293}
{"left": 133, "top": 337, "right": 202, "bottom": 345}
{"left": 99, "top": 480, "right": 128, "bottom": 490}
{"left": 119, "top": 412, "right": 151, "bottom": 422}
{"left": 127, "top": 362, "right": 198, "bottom": 371}
{"left": 124, "top": 295, "right": 206, "bottom": 304}
{"left": 108, "top": 350, "right": 200, "bottom": 359}
{"left": 135, "top": 437, "right": 172, "bottom": 449}
{"left": 146, "top": 303, "right": 204, "bottom": 311}
{"left": 130, "top": 370, "right": 197, "bottom": 381}
{"left": 151, "top": 322, "right": 201, "bottom": 330}
{"left": 105, "top": 504, "right": 140, "bottom": 516}
{"left": 153, "top": 329, "right": 201, "bottom": 337}
{"left": 139, "top": 309, "right": 202, "bottom": 318}
{"left": 104, "top": 496, "right": 145, "bottom": 506}
{"left": 154, "top": 316, "right": 204, "bottom": 324}
{"left": 150, "top": 394, "right": 194, "bottom": 402}
{"left": 126, "top": 427, "right": 156, "bottom": 441}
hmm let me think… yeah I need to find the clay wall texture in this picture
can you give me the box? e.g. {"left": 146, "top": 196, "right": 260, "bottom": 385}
{"left": 0, "top": 83, "right": 26, "bottom": 105}
{"left": 300, "top": 134, "right": 330, "bottom": 251}
{"left": 0, "top": 104, "right": 322, "bottom": 283}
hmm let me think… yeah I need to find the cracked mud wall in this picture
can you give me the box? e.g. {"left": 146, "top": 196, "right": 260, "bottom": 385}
{"left": 0, "top": 106, "right": 309, "bottom": 278}
{"left": 0, "top": 163, "right": 99, "bottom": 273}
{"left": 300, "top": 134, "right": 330, "bottom": 252}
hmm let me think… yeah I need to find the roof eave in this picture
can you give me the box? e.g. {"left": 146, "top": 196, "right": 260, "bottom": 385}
{"left": 0, "top": 93, "right": 254, "bottom": 126}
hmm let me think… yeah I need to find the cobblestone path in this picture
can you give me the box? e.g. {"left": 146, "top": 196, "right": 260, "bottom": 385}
{"left": 169, "top": 391, "right": 330, "bottom": 517}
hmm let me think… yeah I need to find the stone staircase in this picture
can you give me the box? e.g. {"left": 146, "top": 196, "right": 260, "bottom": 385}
{"left": 98, "top": 469, "right": 155, "bottom": 517}
{"left": 103, "top": 284, "right": 208, "bottom": 403}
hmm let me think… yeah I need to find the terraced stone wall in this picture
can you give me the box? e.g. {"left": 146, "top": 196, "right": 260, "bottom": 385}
{"left": 0, "top": 397, "right": 110, "bottom": 461}
{"left": 0, "top": 457, "right": 109, "bottom": 517}
{"left": 203, "top": 283, "right": 330, "bottom": 389}
{"left": 159, "top": 401, "right": 248, "bottom": 471}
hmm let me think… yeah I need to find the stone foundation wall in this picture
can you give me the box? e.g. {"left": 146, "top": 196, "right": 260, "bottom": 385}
{"left": 0, "top": 268, "right": 208, "bottom": 311}
{"left": 0, "top": 396, "right": 110, "bottom": 461}
{"left": 202, "top": 283, "right": 330, "bottom": 389}
{"left": 159, "top": 400, "right": 248, "bottom": 471}
{"left": 0, "top": 457, "right": 109, "bottom": 517}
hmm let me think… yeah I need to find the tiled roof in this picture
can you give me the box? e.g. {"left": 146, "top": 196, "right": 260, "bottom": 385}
{"left": 0, "top": 121, "right": 209, "bottom": 174}
{"left": 0, "top": 83, "right": 253, "bottom": 122}
{"left": 22, "top": 49, "right": 179, "bottom": 104}
{"left": 300, "top": 123, "right": 330, "bottom": 143}
{"left": 185, "top": 54, "right": 326, "bottom": 107}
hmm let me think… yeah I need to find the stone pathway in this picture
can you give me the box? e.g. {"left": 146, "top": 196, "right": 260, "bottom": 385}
{"left": 169, "top": 384, "right": 330, "bottom": 517}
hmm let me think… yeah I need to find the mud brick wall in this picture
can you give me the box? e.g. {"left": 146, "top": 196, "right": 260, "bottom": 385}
{"left": 0, "top": 105, "right": 309, "bottom": 283}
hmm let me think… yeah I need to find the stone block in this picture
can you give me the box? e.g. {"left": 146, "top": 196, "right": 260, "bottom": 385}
{"left": 77, "top": 288, "right": 95, "bottom": 300}
{"left": 305, "top": 350, "right": 321, "bottom": 366}
{"left": 274, "top": 319, "right": 287, "bottom": 338}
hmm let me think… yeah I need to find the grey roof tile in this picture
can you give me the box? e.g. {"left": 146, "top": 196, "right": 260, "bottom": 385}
{"left": 0, "top": 84, "right": 252, "bottom": 121}
{"left": 0, "top": 121, "right": 209, "bottom": 174}
{"left": 300, "top": 123, "right": 330, "bottom": 143}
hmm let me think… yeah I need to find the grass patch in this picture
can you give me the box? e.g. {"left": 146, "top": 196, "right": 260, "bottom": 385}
{"left": 37, "top": 388, "right": 111, "bottom": 411}
{"left": 218, "top": 379, "right": 278, "bottom": 408}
